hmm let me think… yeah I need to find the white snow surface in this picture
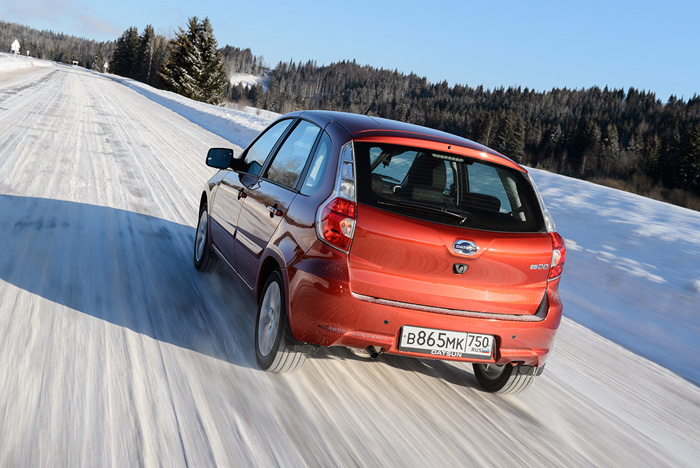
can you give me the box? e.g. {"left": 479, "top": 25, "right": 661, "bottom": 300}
{"left": 228, "top": 72, "right": 269, "bottom": 91}
{"left": 0, "top": 52, "right": 57, "bottom": 73}
{"left": 1, "top": 55, "right": 699, "bottom": 467}
{"left": 529, "top": 168, "right": 700, "bottom": 386}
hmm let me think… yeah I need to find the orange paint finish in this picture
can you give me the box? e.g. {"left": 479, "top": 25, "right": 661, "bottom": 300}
{"left": 287, "top": 239, "right": 562, "bottom": 368}
{"left": 349, "top": 204, "right": 552, "bottom": 315}
{"left": 352, "top": 135, "right": 524, "bottom": 172}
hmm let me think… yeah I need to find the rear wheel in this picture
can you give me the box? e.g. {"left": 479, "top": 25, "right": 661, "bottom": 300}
{"left": 255, "top": 270, "right": 308, "bottom": 373}
{"left": 473, "top": 362, "right": 538, "bottom": 394}
{"left": 194, "top": 203, "right": 216, "bottom": 272}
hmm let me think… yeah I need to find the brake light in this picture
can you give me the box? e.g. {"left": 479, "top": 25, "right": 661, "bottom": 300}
{"left": 549, "top": 232, "right": 566, "bottom": 279}
{"left": 316, "top": 142, "right": 357, "bottom": 252}
{"left": 320, "top": 198, "right": 357, "bottom": 251}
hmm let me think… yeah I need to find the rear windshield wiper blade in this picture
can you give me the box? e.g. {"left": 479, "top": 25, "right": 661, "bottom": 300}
{"left": 377, "top": 199, "right": 468, "bottom": 223}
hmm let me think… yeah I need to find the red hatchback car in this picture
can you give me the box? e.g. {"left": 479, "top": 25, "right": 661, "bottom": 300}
{"left": 194, "top": 110, "right": 565, "bottom": 394}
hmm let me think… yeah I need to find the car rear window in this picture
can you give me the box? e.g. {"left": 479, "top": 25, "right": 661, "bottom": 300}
{"left": 355, "top": 142, "right": 545, "bottom": 233}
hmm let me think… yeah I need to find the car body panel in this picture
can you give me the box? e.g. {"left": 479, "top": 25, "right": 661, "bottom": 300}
{"left": 348, "top": 204, "right": 552, "bottom": 315}
{"left": 234, "top": 178, "right": 298, "bottom": 287}
{"left": 209, "top": 171, "right": 256, "bottom": 267}
{"left": 286, "top": 239, "right": 562, "bottom": 368}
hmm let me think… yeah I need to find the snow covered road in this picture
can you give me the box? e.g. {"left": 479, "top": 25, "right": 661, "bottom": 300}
{"left": 1, "top": 61, "right": 699, "bottom": 467}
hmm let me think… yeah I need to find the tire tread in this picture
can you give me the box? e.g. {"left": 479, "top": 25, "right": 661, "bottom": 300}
{"left": 256, "top": 271, "right": 308, "bottom": 373}
{"left": 473, "top": 362, "right": 537, "bottom": 394}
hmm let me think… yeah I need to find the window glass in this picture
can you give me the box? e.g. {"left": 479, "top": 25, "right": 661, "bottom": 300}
{"left": 301, "top": 132, "right": 332, "bottom": 195}
{"left": 241, "top": 119, "right": 293, "bottom": 176}
{"left": 355, "top": 142, "right": 544, "bottom": 233}
{"left": 266, "top": 120, "right": 321, "bottom": 188}
{"left": 372, "top": 149, "right": 418, "bottom": 185}
{"left": 369, "top": 148, "right": 456, "bottom": 198}
{"left": 467, "top": 163, "right": 513, "bottom": 213}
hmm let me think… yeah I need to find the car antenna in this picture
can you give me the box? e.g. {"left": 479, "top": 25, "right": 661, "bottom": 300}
{"left": 364, "top": 83, "right": 387, "bottom": 115}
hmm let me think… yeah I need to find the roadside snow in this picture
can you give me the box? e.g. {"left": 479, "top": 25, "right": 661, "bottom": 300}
{"left": 0, "top": 52, "right": 56, "bottom": 72}
{"left": 104, "top": 73, "right": 277, "bottom": 151}
{"left": 529, "top": 169, "right": 700, "bottom": 385}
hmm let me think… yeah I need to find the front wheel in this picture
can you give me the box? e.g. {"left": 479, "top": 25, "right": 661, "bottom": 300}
{"left": 473, "top": 362, "right": 538, "bottom": 394}
{"left": 255, "top": 270, "right": 308, "bottom": 373}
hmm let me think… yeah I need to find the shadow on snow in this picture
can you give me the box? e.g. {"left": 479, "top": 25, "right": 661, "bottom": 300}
{"left": 0, "top": 194, "right": 258, "bottom": 369}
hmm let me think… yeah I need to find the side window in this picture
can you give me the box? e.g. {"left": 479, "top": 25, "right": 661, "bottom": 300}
{"left": 241, "top": 119, "right": 293, "bottom": 176}
{"left": 265, "top": 120, "right": 321, "bottom": 189}
{"left": 301, "top": 132, "right": 332, "bottom": 195}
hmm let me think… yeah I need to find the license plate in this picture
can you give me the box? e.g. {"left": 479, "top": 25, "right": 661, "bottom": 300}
{"left": 399, "top": 325, "right": 493, "bottom": 360}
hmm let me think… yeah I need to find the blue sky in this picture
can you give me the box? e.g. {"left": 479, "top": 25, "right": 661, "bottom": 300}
{"left": 2, "top": 0, "right": 698, "bottom": 101}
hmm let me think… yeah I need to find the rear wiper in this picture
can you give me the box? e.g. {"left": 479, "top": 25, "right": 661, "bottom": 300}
{"left": 377, "top": 199, "right": 468, "bottom": 223}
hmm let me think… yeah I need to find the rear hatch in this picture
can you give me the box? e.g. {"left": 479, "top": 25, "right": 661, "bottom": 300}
{"left": 349, "top": 141, "right": 551, "bottom": 316}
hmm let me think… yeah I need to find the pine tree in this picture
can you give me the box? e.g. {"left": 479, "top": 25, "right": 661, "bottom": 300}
{"left": 136, "top": 25, "right": 155, "bottom": 84}
{"left": 572, "top": 119, "right": 601, "bottom": 177}
{"left": 111, "top": 27, "right": 139, "bottom": 78}
{"left": 159, "top": 17, "right": 200, "bottom": 99}
{"left": 680, "top": 123, "right": 700, "bottom": 194}
{"left": 91, "top": 51, "right": 105, "bottom": 72}
{"left": 641, "top": 134, "right": 661, "bottom": 180}
{"left": 197, "top": 18, "right": 228, "bottom": 104}
{"left": 601, "top": 123, "right": 620, "bottom": 174}
{"left": 507, "top": 113, "right": 525, "bottom": 163}
{"left": 159, "top": 17, "right": 227, "bottom": 104}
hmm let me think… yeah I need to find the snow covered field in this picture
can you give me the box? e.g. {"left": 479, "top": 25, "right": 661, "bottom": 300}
{"left": 228, "top": 72, "right": 270, "bottom": 92}
{"left": 1, "top": 55, "right": 699, "bottom": 467}
{"left": 531, "top": 169, "right": 700, "bottom": 386}
{"left": 0, "top": 52, "right": 57, "bottom": 73}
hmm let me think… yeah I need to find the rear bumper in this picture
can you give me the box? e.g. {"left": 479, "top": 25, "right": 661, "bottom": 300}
{"left": 287, "top": 246, "right": 562, "bottom": 368}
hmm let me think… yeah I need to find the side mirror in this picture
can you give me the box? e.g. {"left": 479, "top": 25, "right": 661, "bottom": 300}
{"left": 206, "top": 148, "right": 234, "bottom": 169}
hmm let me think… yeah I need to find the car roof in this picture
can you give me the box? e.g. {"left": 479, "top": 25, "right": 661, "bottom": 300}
{"left": 289, "top": 110, "right": 522, "bottom": 170}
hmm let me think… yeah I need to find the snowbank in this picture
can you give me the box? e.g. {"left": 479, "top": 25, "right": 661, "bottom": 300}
{"left": 530, "top": 168, "right": 700, "bottom": 385}
{"left": 104, "top": 73, "right": 277, "bottom": 150}
{"left": 0, "top": 52, "right": 56, "bottom": 73}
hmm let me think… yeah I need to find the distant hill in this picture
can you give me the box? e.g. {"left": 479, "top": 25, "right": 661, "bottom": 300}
{"left": 0, "top": 20, "right": 114, "bottom": 69}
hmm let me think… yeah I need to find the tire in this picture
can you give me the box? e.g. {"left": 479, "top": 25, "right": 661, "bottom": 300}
{"left": 473, "top": 362, "right": 538, "bottom": 394}
{"left": 255, "top": 270, "right": 308, "bottom": 373}
{"left": 194, "top": 203, "right": 216, "bottom": 272}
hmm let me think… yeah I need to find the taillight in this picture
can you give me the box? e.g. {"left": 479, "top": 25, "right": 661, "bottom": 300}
{"left": 320, "top": 198, "right": 357, "bottom": 251}
{"left": 316, "top": 142, "right": 357, "bottom": 252}
{"left": 549, "top": 232, "right": 566, "bottom": 279}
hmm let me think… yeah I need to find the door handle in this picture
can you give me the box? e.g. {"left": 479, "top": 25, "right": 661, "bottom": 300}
{"left": 237, "top": 189, "right": 247, "bottom": 200}
{"left": 268, "top": 205, "right": 283, "bottom": 218}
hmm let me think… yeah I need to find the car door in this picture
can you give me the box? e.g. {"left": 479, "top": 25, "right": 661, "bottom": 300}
{"left": 233, "top": 119, "right": 323, "bottom": 286}
{"left": 210, "top": 119, "right": 293, "bottom": 268}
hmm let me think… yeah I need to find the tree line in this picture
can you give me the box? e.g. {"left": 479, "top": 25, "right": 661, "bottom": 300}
{"left": 232, "top": 60, "right": 700, "bottom": 209}
{"left": 1, "top": 20, "right": 113, "bottom": 68}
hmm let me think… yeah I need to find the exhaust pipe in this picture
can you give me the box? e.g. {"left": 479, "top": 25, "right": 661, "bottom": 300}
{"left": 348, "top": 346, "right": 383, "bottom": 359}
{"left": 366, "top": 346, "right": 382, "bottom": 359}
